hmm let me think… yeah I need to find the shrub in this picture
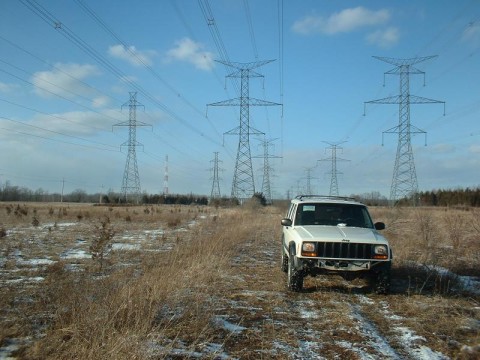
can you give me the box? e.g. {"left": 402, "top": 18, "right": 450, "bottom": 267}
{"left": 90, "top": 217, "right": 115, "bottom": 271}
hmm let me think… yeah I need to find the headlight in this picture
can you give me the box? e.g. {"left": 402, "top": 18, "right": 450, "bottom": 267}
{"left": 373, "top": 245, "right": 388, "bottom": 259}
{"left": 301, "top": 242, "right": 316, "bottom": 257}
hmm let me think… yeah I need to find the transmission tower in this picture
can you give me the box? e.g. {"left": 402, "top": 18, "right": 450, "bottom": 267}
{"left": 210, "top": 152, "right": 222, "bottom": 200}
{"left": 365, "top": 56, "right": 445, "bottom": 204}
{"left": 303, "top": 167, "right": 317, "bottom": 195}
{"left": 114, "top": 92, "right": 149, "bottom": 203}
{"left": 318, "top": 141, "right": 349, "bottom": 196}
{"left": 253, "top": 138, "right": 281, "bottom": 204}
{"left": 208, "top": 60, "right": 281, "bottom": 201}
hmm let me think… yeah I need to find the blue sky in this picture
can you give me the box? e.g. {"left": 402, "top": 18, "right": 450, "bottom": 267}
{"left": 0, "top": 0, "right": 479, "bottom": 199}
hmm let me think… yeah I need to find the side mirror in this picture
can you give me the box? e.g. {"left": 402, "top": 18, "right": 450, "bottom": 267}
{"left": 374, "top": 222, "right": 385, "bottom": 230}
{"left": 281, "top": 218, "right": 292, "bottom": 227}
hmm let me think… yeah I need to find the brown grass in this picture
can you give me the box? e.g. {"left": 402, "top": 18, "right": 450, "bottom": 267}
{"left": 0, "top": 203, "right": 479, "bottom": 358}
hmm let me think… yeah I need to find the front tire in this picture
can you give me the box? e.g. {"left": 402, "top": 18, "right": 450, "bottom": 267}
{"left": 369, "top": 266, "right": 391, "bottom": 294}
{"left": 287, "top": 253, "right": 303, "bottom": 292}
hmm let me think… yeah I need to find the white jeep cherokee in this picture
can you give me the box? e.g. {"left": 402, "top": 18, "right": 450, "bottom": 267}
{"left": 281, "top": 195, "right": 392, "bottom": 294}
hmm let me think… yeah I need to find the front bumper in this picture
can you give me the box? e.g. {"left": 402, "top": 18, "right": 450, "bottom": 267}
{"left": 299, "top": 257, "right": 391, "bottom": 273}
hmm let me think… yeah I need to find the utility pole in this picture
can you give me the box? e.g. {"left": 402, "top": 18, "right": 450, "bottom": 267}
{"left": 61, "top": 177, "right": 64, "bottom": 203}
{"left": 318, "top": 141, "right": 349, "bottom": 196}
{"left": 209, "top": 152, "right": 222, "bottom": 200}
{"left": 208, "top": 60, "right": 281, "bottom": 201}
{"left": 114, "top": 92, "right": 149, "bottom": 204}
{"left": 163, "top": 155, "right": 169, "bottom": 196}
{"left": 365, "top": 56, "right": 445, "bottom": 205}
{"left": 253, "top": 138, "right": 281, "bottom": 204}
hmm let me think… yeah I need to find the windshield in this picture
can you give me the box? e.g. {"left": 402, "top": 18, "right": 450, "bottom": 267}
{"left": 294, "top": 203, "right": 374, "bottom": 228}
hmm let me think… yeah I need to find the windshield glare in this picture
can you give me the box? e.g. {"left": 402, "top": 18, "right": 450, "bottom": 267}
{"left": 294, "top": 203, "right": 374, "bottom": 228}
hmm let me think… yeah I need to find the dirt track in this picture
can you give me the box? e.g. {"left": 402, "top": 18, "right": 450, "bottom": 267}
{"left": 201, "top": 217, "right": 478, "bottom": 359}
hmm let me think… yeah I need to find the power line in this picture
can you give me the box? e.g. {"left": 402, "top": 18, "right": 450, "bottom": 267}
{"left": 0, "top": 63, "right": 123, "bottom": 124}
{"left": 243, "top": 0, "right": 258, "bottom": 60}
{"left": 0, "top": 97, "right": 109, "bottom": 133}
{"left": 0, "top": 34, "right": 125, "bottom": 108}
{"left": 74, "top": 0, "right": 222, "bottom": 139}
{"left": 0, "top": 123, "right": 118, "bottom": 152}
{"left": 19, "top": 0, "right": 223, "bottom": 147}
{"left": 277, "top": 0, "right": 284, "bottom": 158}
{"left": 198, "top": 0, "right": 240, "bottom": 96}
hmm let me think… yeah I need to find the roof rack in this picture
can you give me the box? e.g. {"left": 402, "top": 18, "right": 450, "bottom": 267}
{"left": 294, "top": 195, "right": 358, "bottom": 202}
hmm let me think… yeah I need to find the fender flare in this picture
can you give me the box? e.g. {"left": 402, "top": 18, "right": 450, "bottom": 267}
{"left": 288, "top": 242, "right": 303, "bottom": 271}
{"left": 288, "top": 242, "right": 296, "bottom": 256}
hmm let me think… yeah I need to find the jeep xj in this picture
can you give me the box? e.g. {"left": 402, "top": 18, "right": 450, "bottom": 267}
{"left": 281, "top": 195, "right": 392, "bottom": 294}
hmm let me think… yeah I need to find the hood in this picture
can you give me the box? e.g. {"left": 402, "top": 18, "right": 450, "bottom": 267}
{"left": 295, "top": 225, "right": 387, "bottom": 244}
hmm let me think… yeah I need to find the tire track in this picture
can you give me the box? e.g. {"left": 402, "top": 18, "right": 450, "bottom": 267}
{"left": 354, "top": 295, "right": 450, "bottom": 360}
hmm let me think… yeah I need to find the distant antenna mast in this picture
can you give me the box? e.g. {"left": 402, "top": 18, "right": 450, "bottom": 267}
{"left": 114, "top": 92, "right": 149, "bottom": 203}
{"left": 210, "top": 152, "right": 222, "bottom": 200}
{"left": 318, "top": 141, "right": 349, "bottom": 196}
{"left": 208, "top": 60, "right": 281, "bottom": 201}
{"left": 364, "top": 56, "right": 445, "bottom": 205}
{"left": 163, "top": 155, "right": 169, "bottom": 195}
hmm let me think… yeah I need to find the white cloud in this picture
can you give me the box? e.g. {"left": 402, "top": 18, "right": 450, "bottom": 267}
{"left": 461, "top": 21, "right": 480, "bottom": 45}
{"left": 292, "top": 7, "right": 391, "bottom": 35}
{"left": 366, "top": 27, "right": 400, "bottom": 48}
{"left": 166, "top": 37, "right": 214, "bottom": 71}
{"left": 31, "top": 63, "right": 100, "bottom": 98}
{"left": 0, "top": 81, "right": 18, "bottom": 93}
{"left": 92, "top": 96, "right": 110, "bottom": 108}
{"left": 108, "top": 44, "right": 155, "bottom": 67}
{"left": 31, "top": 110, "right": 116, "bottom": 136}
{"left": 431, "top": 143, "right": 456, "bottom": 154}
{"left": 469, "top": 144, "right": 480, "bottom": 154}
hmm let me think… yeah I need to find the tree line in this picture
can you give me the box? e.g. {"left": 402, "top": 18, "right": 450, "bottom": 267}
{"left": 1, "top": 181, "right": 479, "bottom": 207}
{"left": 0, "top": 181, "right": 209, "bottom": 205}
{"left": 416, "top": 187, "right": 480, "bottom": 207}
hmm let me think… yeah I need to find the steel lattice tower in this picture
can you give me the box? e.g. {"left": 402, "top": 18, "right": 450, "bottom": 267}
{"left": 253, "top": 138, "right": 281, "bottom": 205}
{"left": 114, "top": 92, "right": 149, "bottom": 203}
{"left": 304, "top": 167, "right": 316, "bottom": 195}
{"left": 365, "top": 56, "right": 445, "bottom": 204}
{"left": 208, "top": 60, "right": 281, "bottom": 200}
{"left": 210, "top": 152, "right": 222, "bottom": 200}
{"left": 318, "top": 141, "right": 349, "bottom": 196}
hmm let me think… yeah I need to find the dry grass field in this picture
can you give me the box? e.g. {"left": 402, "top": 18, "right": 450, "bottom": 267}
{"left": 0, "top": 201, "right": 479, "bottom": 359}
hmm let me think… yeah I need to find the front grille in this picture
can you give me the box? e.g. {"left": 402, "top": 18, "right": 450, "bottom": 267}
{"left": 316, "top": 242, "right": 373, "bottom": 260}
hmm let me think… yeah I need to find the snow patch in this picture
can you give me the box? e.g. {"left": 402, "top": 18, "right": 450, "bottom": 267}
{"left": 60, "top": 249, "right": 90, "bottom": 259}
{"left": 18, "top": 258, "right": 55, "bottom": 266}
{"left": 213, "top": 316, "right": 246, "bottom": 334}
{"left": 396, "top": 327, "right": 449, "bottom": 360}
{"left": 350, "top": 301, "right": 400, "bottom": 359}
{"left": 112, "top": 243, "right": 141, "bottom": 251}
